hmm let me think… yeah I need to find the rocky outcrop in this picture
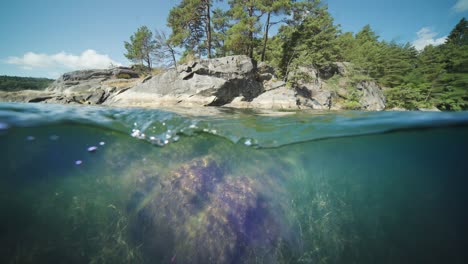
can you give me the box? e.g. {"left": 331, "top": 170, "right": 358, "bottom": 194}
{"left": 0, "top": 90, "right": 55, "bottom": 103}
{"left": 107, "top": 55, "right": 264, "bottom": 107}
{"left": 0, "top": 56, "right": 388, "bottom": 110}
{"left": 47, "top": 67, "right": 139, "bottom": 93}
{"left": 1, "top": 67, "right": 142, "bottom": 105}
{"left": 356, "top": 80, "right": 386, "bottom": 111}
{"left": 226, "top": 81, "right": 298, "bottom": 109}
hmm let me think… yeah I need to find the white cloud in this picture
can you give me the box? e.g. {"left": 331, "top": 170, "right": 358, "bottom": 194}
{"left": 453, "top": 0, "right": 468, "bottom": 12}
{"left": 412, "top": 28, "right": 447, "bottom": 51}
{"left": 5, "top": 49, "right": 121, "bottom": 73}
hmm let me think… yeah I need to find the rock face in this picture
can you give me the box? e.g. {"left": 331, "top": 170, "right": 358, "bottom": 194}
{"left": 8, "top": 67, "right": 142, "bottom": 105}
{"left": 291, "top": 66, "right": 333, "bottom": 110}
{"left": 47, "top": 67, "right": 139, "bottom": 93}
{"left": 108, "top": 55, "right": 264, "bottom": 107}
{"left": 0, "top": 56, "right": 388, "bottom": 110}
{"left": 356, "top": 80, "right": 386, "bottom": 111}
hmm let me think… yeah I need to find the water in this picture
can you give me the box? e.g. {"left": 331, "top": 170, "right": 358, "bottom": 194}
{"left": 1, "top": 102, "right": 467, "bottom": 264}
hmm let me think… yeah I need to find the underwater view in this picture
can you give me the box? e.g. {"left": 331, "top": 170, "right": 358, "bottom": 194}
{"left": 1, "top": 103, "right": 468, "bottom": 263}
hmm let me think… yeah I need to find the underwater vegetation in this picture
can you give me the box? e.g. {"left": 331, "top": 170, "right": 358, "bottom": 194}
{"left": 1, "top": 104, "right": 468, "bottom": 263}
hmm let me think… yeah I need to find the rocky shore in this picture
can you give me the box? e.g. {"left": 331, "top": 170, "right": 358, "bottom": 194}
{"left": 0, "top": 55, "right": 386, "bottom": 111}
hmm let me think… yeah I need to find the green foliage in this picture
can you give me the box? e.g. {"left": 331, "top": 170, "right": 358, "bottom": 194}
{"left": 341, "top": 100, "right": 361, "bottom": 110}
{"left": 446, "top": 18, "right": 468, "bottom": 46}
{"left": 381, "top": 41, "right": 468, "bottom": 110}
{"left": 0, "top": 76, "right": 54, "bottom": 92}
{"left": 124, "top": 3, "right": 466, "bottom": 111}
{"left": 333, "top": 19, "right": 468, "bottom": 110}
{"left": 385, "top": 83, "right": 431, "bottom": 110}
{"left": 178, "top": 50, "right": 198, "bottom": 65}
{"left": 124, "top": 26, "right": 157, "bottom": 70}
{"left": 278, "top": 3, "right": 340, "bottom": 77}
{"left": 167, "top": 0, "right": 213, "bottom": 58}
{"left": 116, "top": 73, "right": 131, "bottom": 79}
{"left": 225, "top": 0, "right": 265, "bottom": 58}
{"left": 212, "top": 7, "right": 231, "bottom": 57}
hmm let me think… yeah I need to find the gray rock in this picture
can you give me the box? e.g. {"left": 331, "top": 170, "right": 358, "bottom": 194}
{"left": 227, "top": 86, "right": 299, "bottom": 109}
{"left": 1, "top": 56, "right": 392, "bottom": 111}
{"left": 264, "top": 80, "right": 286, "bottom": 91}
{"left": 297, "top": 90, "right": 332, "bottom": 110}
{"left": 289, "top": 66, "right": 332, "bottom": 109}
{"left": 111, "top": 55, "right": 264, "bottom": 107}
{"left": 356, "top": 81, "right": 386, "bottom": 111}
{"left": 47, "top": 67, "right": 139, "bottom": 94}
{"left": 0, "top": 90, "right": 56, "bottom": 103}
{"left": 333, "top": 62, "right": 351, "bottom": 76}
{"left": 257, "top": 62, "right": 276, "bottom": 82}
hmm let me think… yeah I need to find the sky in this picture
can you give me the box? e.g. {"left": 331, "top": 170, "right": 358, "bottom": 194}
{"left": 0, "top": 0, "right": 467, "bottom": 78}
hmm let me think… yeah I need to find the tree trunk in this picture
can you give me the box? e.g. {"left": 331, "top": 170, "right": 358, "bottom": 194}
{"left": 206, "top": 1, "right": 212, "bottom": 58}
{"left": 261, "top": 12, "right": 271, "bottom": 62}
{"left": 248, "top": 4, "right": 254, "bottom": 58}
{"left": 171, "top": 49, "right": 178, "bottom": 70}
{"left": 146, "top": 56, "right": 152, "bottom": 71}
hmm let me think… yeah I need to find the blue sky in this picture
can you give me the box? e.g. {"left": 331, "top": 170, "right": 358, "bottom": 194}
{"left": 0, "top": 0, "right": 466, "bottom": 78}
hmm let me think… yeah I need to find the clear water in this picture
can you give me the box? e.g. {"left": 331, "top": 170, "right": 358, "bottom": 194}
{"left": 1, "top": 103, "right": 467, "bottom": 264}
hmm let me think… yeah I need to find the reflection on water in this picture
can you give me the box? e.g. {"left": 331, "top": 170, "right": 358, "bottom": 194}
{"left": 0, "top": 104, "right": 468, "bottom": 263}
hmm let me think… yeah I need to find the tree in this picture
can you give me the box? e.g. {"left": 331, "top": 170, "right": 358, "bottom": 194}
{"left": 167, "top": 0, "right": 216, "bottom": 58}
{"left": 212, "top": 8, "right": 231, "bottom": 57}
{"left": 124, "top": 26, "right": 157, "bottom": 69}
{"left": 379, "top": 42, "right": 417, "bottom": 87}
{"left": 348, "top": 25, "right": 383, "bottom": 77}
{"left": 259, "top": 0, "right": 291, "bottom": 62}
{"left": 226, "top": 0, "right": 265, "bottom": 58}
{"left": 446, "top": 17, "right": 468, "bottom": 46}
{"left": 278, "top": 2, "right": 340, "bottom": 78}
{"left": 154, "top": 29, "right": 178, "bottom": 69}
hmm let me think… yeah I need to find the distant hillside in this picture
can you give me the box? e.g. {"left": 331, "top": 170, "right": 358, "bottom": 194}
{"left": 0, "top": 76, "right": 54, "bottom": 92}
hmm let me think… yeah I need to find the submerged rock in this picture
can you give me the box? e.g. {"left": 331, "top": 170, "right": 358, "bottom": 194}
{"left": 129, "top": 157, "right": 289, "bottom": 263}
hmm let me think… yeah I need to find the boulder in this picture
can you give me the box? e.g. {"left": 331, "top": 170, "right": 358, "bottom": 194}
{"left": 248, "top": 86, "right": 298, "bottom": 109}
{"left": 130, "top": 157, "right": 286, "bottom": 263}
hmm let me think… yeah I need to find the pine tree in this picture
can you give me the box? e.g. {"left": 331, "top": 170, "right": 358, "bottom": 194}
{"left": 446, "top": 17, "right": 468, "bottom": 46}
{"left": 124, "top": 26, "right": 157, "bottom": 70}
{"left": 348, "top": 25, "right": 382, "bottom": 77}
{"left": 167, "top": 0, "right": 216, "bottom": 58}
{"left": 379, "top": 42, "right": 417, "bottom": 87}
{"left": 259, "top": 0, "right": 291, "bottom": 62}
{"left": 226, "top": 0, "right": 265, "bottom": 58}
{"left": 212, "top": 8, "right": 231, "bottom": 57}
{"left": 279, "top": 2, "right": 340, "bottom": 78}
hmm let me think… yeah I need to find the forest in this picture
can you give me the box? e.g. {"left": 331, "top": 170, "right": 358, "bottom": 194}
{"left": 0, "top": 76, "right": 54, "bottom": 92}
{"left": 124, "top": 0, "right": 467, "bottom": 110}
